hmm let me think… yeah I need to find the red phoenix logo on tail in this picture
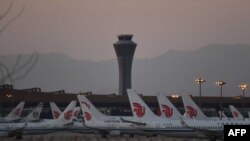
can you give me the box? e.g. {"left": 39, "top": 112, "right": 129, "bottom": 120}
{"left": 161, "top": 105, "right": 173, "bottom": 118}
{"left": 132, "top": 103, "right": 145, "bottom": 118}
{"left": 84, "top": 112, "right": 92, "bottom": 121}
{"left": 64, "top": 110, "right": 73, "bottom": 120}
{"left": 232, "top": 111, "right": 239, "bottom": 118}
{"left": 186, "top": 106, "right": 197, "bottom": 118}
{"left": 52, "top": 111, "right": 60, "bottom": 119}
{"left": 15, "top": 108, "right": 21, "bottom": 116}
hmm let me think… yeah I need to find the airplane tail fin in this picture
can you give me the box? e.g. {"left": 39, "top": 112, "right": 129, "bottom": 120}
{"left": 229, "top": 105, "right": 244, "bottom": 120}
{"left": 157, "top": 93, "right": 182, "bottom": 119}
{"left": 50, "top": 102, "right": 62, "bottom": 119}
{"left": 25, "top": 102, "right": 43, "bottom": 121}
{"left": 77, "top": 95, "right": 105, "bottom": 119}
{"left": 218, "top": 110, "right": 228, "bottom": 118}
{"left": 181, "top": 95, "right": 208, "bottom": 120}
{"left": 77, "top": 95, "right": 100, "bottom": 124}
{"left": 5, "top": 101, "right": 25, "bottom": 122}
{"left": 127, "top": 89, "right": 158, "bottom": 122}
{"left": 55, "top": 101, "right": 76, "bottom": 125}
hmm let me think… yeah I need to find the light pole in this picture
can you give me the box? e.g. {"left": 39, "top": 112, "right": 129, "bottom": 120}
{"left": 239, "top": 83, "right": 248, "bottom": 119}
{"left": 216, "top": 80, "right": 226, "bottom": 119}
{"left": 171, "top": 94, "right": 179, "bottom": 108}
{"left": 6, "top": 93, "right": 13, "bottom": 108}
{"left": 195, "top": 78, "right": 206, "bottom": 108}
{"left": 171, "top": 94, "right": 179, "bottom": 103}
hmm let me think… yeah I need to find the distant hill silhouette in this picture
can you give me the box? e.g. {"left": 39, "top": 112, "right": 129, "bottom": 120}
{"left": 1, "top": 44, "right": 250, "bottom": 96}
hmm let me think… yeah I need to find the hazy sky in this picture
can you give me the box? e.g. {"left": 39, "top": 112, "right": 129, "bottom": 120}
{"left": 0, "top": 0, "right": 250, "bottom": 61}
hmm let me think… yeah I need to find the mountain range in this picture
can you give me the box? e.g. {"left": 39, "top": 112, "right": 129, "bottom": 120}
{"left": 1, "top": 44, "right": 250, "bottom": 96}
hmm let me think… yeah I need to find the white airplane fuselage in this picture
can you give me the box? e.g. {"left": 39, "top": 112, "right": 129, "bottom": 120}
{"left": 22, "top": 120, "right": 70, "bottom": 135}
{"left": 0, "top": 122, "right": 26, "bottom": 138}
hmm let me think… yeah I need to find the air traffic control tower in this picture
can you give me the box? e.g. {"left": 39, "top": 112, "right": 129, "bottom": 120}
{"left": 113, "top": 34, "right": 137, "bottom": 95}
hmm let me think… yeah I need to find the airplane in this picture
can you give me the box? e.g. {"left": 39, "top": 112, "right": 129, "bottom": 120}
{"left": 50, "top": 100, "right": 99, "bottom": 135}
{"left": 126, "top": 89, "right": 208, "bottom": 138}
{"left": 181, "top": 95, "right": 237, "bottom": 120}
{"left": 77, "top": 95, "right": 147, "bottom": 137}
{"left": 156, "top": 92, "right": 227, "bottom": 140}
{"left": 67, "top": 106, "right": 88, "bottom": 134}
{"left": 24, "top": 102, "right": 43, "bottom": 122}
{"left": 50, "top": 102, "right": 80, "bottom": 120}
{"left": 0, "top": 102, "right": 43, "bottom": 139}
{"left": 0, "top": 102, "right": 25, "bottom": 122}
{"left": 180, "top": 112, "right": 250, "bottom": 141}
{"left": 156, "top": 93, "right": 223, "bottom": 139}
{"left": 157, "top": 91, "right": 250, "bottom": 140}
{"left": 127, "top": 89, "right": 250, "bottom": 140}
{"left": 218, "top": 110, "right": 228, "bottom": 119}
{"left": 180, "top": 95, "right": 250, "bottom": 140}
{"left": 0, "top": 102, "right": 26, "bottom": 139}
{"left": 21, "top": 101, "right": 77, "bottom": 136}
{"left": 126, "top": 89, "right": 192, "bottom": 128}
{"left": 76, "top": 95, "right": 154, "bottom": 136}
{"left": 50, "top": 102, "right": 61, "bottom": 119}
{"left": 0, "top": 122, "right": 27, "bottom": 139}
{"left": 77, "top": 95, "right": 180, "bottom": 137}
{"left": 49, "top": 101, "right": 92, "bottom": 135}
{"left": 157, "top": 93, "right": 183, "bottom": 120}
{"left": 181, "top": 95, "right": 209, "bottom": 120}
{"left": 77, "top": 94, "right": 134, "bottom": 122}
{"left": 229, "top": 105, "right": 244, "bottom": 120}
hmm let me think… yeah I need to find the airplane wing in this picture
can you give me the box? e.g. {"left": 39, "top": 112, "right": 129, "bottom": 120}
{"left": 120, "top": 117, "right": 146, "bottom": 126}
